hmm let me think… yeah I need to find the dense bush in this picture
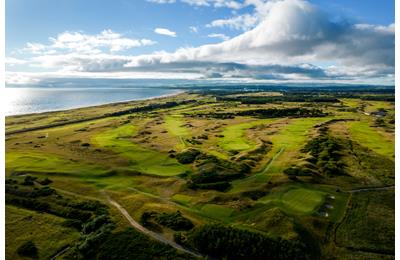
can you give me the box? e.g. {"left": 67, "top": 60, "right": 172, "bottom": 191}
{"left": 141, "top": 211, "right": 194, "bottom": 231}
{"left": 176, "top": 149, "right": 201, "bottom": 164}
{"left": 154, "top": 211, "right": 194, "bottom": 231}
{"left": 181, "top": 224, "right": 309, "bottom": 260}
{"left": 82, "top": 215, "right": 113, "bottom": 234}
{"left": 17, "top": 241, "right": 38, "bottom": 257}
{"left": 301, "top": 133, "right": 345, "bottom": 176}
{"left": 37, "top": 177, "right": 53, "bottom": 185}
{"left": 96, "top": 228, "right": 191, "bottom": 259}
{"left": 21, "top": 175, "right": 37, "bottom": 186}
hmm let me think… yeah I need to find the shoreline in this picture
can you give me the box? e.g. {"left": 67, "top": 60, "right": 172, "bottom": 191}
{"left": 6, "top": 90, "right": 185, "bottom": 117}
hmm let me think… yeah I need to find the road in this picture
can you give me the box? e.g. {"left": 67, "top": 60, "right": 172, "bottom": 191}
{"left": 101, "top": 190, "right": 202, "bottom": 258}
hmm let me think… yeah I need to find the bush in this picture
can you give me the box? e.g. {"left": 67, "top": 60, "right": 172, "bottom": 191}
{"left": 185, "top": 224, "right": 309, "bottom": 260}
{"left": 155, "top": 211, "right": 194, "bottom": 231}
{"left": 176, "top": 149, "right": 201, "bottom": 164}
{"left": 17, "top": 241, "right": 38, "bottom": 257}
{"left": 21, "top": 175, "right": 37, "bottom": 186}
{"left": 38, "top": 178, "right": 52, "bottom": 185}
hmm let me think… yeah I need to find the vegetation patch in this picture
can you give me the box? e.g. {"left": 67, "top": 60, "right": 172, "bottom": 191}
{"left": 175, "top": 223, "right": 310, "bottom": 259}
{"left": 200, "top": 204, "right": 234, "bottom": 219}
{"left": 92, "top": 124, "right": 189, "bottom": 176}
{"left": 141, "top": 211, "right": 194, "bottom": 231}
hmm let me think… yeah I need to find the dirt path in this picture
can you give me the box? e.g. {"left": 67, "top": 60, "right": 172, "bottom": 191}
{"left": 344, "top": 185, "right": 394, "bottom": 193}
{"left": 101, "top": 190, "right": 202, "bottom": 258}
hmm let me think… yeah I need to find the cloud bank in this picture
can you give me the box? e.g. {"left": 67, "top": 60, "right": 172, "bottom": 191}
{"left": 6, "top": 0, "right": 394, "bottom": 86}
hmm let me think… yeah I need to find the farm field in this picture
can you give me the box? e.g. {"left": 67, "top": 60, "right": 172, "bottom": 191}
{"left": 5, "top": 88, "right": 395, "bottom": 259}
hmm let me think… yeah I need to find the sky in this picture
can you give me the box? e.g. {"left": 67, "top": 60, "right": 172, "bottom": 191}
{"left": 5, "top": 0, "right": 395, "bottom": 86}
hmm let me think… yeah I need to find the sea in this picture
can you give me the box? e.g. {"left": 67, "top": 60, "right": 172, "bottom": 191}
{"left": 4, "top": 87, "right": 182, "bottom": 116}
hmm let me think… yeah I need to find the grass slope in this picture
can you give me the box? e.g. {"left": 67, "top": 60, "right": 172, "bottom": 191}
{"left": 6, "top": 205, "right": 80, "bottom": 259}
{"left": 347, "top": 121, "right": 394, "bottom": 159}
{"left": 92, "top": 124, "right": 189, "bottom": 176}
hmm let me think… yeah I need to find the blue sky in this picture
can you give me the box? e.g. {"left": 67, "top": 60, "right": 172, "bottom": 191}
{"left": 5, "top": 0, "right": 395, "bottom": 86}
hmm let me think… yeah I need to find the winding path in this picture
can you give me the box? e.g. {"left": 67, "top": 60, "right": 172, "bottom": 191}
{"left": 101, "top": 190, "right": 202, "bottom": 258}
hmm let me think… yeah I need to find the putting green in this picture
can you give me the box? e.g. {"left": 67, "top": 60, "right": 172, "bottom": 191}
{"left": 92, "top": 124, "right": 189, "bottom": 176}
{"left": 281, "top": 188, "right": 326, "bottom": 214}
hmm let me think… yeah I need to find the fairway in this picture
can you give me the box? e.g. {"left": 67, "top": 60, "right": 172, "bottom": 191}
{"left": 164, "top": 115, "right": 189, "bottom": 149}
{"left": 281, "top": 188, "right": 326, "bottom": 214}
{"left": 201, "top": 204, "right": 234, "bottom": 219}
{"left": 219, "top": 119, "right": 273, "bottom": 152}
{"left": 347, "top": 121, "right": 394, "bottom": 159}
{"left": 92, "top": 124, "right": 189, "bottom": 176}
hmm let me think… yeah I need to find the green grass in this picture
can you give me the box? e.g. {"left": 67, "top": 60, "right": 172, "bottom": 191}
{"left": 6, "top": 151, "right": 106, "bottom": 177}
{"left": 336, "top": 190, "right": 394, "bottom": 254}
{"left": 258, "top": 186, "right": 326, "bottom": 215}
{"left": 200, "top": 204, "right": 235, "bottom": 220}
{"left": 6, "top": 205, "right": 80, "bottom": 260}
{"left": 281, "top": 188, "right": 326, "bottom": 214}
{"left": 219, "top": 119, "right": 274, "bottom": 152}
{"left": 230, "top": 118, "right": 330, "bottom": 193}
{"left": 92, "top": 124, "right": 189, "bottom": 176}
{"left": 347, "top": 121, "right": 394, "bottom": 159}
{"left": 172, "top": 194, "right": 193, "bottom": 205}
{"left": 164, "top": 115, "right": 189, "bottom": 149}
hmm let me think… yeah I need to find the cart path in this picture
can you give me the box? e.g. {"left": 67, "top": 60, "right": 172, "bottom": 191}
{"left": 101, "top": 190, "right": 202, "bottom": 258}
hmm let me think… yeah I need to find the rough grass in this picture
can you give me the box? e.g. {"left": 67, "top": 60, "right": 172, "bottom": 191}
{"left": 6, "top": 205, "right": 80, "bottom": 260}
{"left": 172, "top": 194, "right": 193, "bottom": 205}
{"left": 6, "top": 151, "right": 106, "bottom": 177}
{"left": 336, "top": 190, "right": 394, "bottom": 254}
{"left": 230, "top": 117, "right": 330, "bottom": 193}
{"left": 219, "top": 119, "right": 273, "bottom": 152}
{"left": 200, "top": 204, "right": 235, "bottom": 220}
{"left": 92, "top": 124, "right": 189, "bottom": 176}
{"left": 347, "top": 121, "right": 394, "bottom": 159}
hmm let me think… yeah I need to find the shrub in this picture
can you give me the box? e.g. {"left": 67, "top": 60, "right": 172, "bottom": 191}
{"left": 17, "top": 241, "right": 38, "bottom": 257}
{"left": 176, "top": 149, "right": 201, "bottom": 164}
{"left": 155, "top": 211, "right": 194, "bottom": 231}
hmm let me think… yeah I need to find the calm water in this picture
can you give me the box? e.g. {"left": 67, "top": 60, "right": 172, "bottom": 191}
{"left": 5, "top": 87, "right": 182, "bottom": 116}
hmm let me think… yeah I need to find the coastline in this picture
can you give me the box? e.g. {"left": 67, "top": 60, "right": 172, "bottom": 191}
{"left": 6, "top": 89, "right": 185, "bottom": 117}
{"left": 5, "top": 91, "right": 190, "bottom": 135}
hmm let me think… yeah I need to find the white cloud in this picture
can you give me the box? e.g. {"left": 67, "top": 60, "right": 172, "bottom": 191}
{"left": 154, "top": 27, "right": 177, "bottom": 37}
{"left": 147, "top": 0, "right": 176, "bottom": 3}
{"left": 8, "top": 0, "right": 394, "bottom": 85}
{"left": 22, "top": 30, "right": 156, "bottom": 55}
{"left": 206, "top": 14, "right": 259, "bottom": 31}
{"left": 208, "top": 33, "right": 230, "bottom": 41}
{"left": 5, "top": 57, "right": 28, "bottom": 66}
{"left": 148, "top": 0, "right": 242, "bottom": 9}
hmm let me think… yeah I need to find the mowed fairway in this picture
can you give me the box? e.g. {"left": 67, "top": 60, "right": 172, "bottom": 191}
{"left": 281, "top": 188, "right": 325, "bottom": 214}
{"left": 164, "top": 115, "right": 189, "bottom": 149}
{"left": 219, "top": 119, "right": 273, "bottom": 152}
{"left": 258, "top": 187, "right": 326, "bottom": 215}
{"left": 347, "top": 121, "right": 394, "bottom": 159}
{"left": 92, "top": 124, "right": 189, "bottom": 176}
